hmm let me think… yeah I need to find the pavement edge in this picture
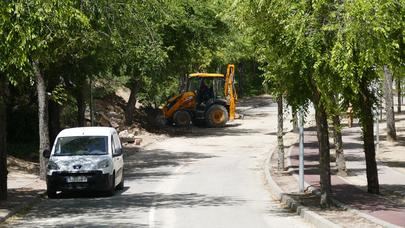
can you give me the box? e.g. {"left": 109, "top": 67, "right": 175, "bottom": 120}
{"left": 264, "top": 132, "right": 340, "bottom": 228}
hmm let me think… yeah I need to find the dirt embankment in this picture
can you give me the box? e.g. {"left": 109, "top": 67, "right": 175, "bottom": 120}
{"left": 8, "top": 92, "right": 167, "bottom": 173}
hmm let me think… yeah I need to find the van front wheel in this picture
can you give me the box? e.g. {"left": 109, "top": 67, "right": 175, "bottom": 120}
{"left": 47, "top": 185, "right": 57, "bottom": 199}
{"left": 107, "top": 173, "right": 115, "bottom": 196}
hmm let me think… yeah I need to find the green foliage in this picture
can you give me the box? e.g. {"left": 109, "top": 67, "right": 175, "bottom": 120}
{"left": 1, "top": 1, "right": 88, "bottom": 73}
{"left": 236, "top": 0, "right": 403, "bottom": 115}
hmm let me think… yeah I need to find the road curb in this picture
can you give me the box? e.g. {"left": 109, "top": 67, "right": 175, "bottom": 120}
{"left": 264, "top": 133, "right": 340, "bottom": 228}
{"left": 0, "top": 190, "right": 46, "bottom": 224}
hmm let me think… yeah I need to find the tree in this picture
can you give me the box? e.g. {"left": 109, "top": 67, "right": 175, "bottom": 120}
{"left": 33, "top": 62, "right": 50, "bottom": 179}
{"left": 383, "top": 66, "right": 397, "bottom": 141}
{"left": 332, "top": 113, "right": 347, "bottom": 176}
{"left": 330, "top": 0, "right": 403, "bottom": 194}
{"left": 2, "top": 0, "right": 88, "bottom": 179}
{"left": 237, "top": 0, "right": 338, "bottom": 206}
{"left": 277, "top": 95, "right": 284, "bottom": 171}
{"left": 84, "top": 0, "right": 168, "bottom": 125}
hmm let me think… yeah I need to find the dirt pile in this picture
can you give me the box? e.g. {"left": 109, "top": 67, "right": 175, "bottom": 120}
{"left": 91, "top": 93, "right": 166, "bottom": 147}
{"left": 7, "top": 156, "right": 39, "bottom": 174}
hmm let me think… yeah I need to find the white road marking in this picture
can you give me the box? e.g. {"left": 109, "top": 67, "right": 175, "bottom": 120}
{"left": 148, "top": 164, "right": 187, "bottom": 228}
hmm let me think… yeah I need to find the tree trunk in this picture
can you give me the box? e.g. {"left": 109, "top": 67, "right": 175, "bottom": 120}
{"left": 359, "top": 79, "right": 380, "bottom": 194}
{"left": 309, "top": 77, "right": 332, "bottom": 207}
{"left": 315, "top": 104, "right": 332, "bottom": 207}
{"left": 34, "top": 61, "right": 50, "bottom": 180}
{"left": 125, "top": 81, "right": 140, "bottom": 126}
{"left": 277, "top": 95, "right": 284, "bottom": 171}
{"left": 332, "top": 114, "right": 347, "bottom": 176}
{"left": 383, "top": 66, "right": 397, "bottom": 141}
{"left": 397, "top": 78, "right": 401, "bottom": 113}
{"left": 0, "top": 75, "right": 8, "bottom": 201}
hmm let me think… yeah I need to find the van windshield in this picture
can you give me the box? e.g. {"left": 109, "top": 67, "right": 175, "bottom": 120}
{"left": 54, "top": 136, "right": 108, "bottom": 156}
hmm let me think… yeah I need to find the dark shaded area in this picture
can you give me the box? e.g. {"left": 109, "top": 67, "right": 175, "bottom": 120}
{"left": 237, "top": 96, "right": 274, "bottom": 108}
{"left": 0, "top": 189, "right": 43, "bottom": 213}
{"left": 381, "top": 160, "right": 405, "bottom": 169}
{"left": 123, "top": 148, "right": 216, "bottom": 182}
{"left": 6, "top": 192, "right": 244, "bottom": 228}
{"left": 333, "top": 184, "right": 405, "bottom": 212}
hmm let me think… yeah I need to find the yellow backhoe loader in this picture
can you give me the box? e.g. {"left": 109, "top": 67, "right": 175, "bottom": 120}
{"left": 163, "top": 64, "right": 237, "bottom": 127}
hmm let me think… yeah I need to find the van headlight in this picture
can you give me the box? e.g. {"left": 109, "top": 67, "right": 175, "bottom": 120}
{"left": 97, "top": 159, "right": 110, "bottom": 169}
{"left": 47, "top": 160, "right": 60, "bottom": 170}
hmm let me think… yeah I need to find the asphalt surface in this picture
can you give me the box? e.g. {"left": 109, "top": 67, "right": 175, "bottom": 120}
{"left": 4, "top": 96, "right": 311, "bottom": 228}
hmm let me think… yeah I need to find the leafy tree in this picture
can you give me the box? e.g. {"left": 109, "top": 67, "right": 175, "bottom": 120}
{"left": 383, "top": 66, "right": 397, "bottom": 141}
{"left": 238, "top": 0, "right": 339, "bottom": 206}
{"left": 276, "top": 95, "right": 285, "bottom": 171}
{"left": 1, "top": 0, "right": 88, "bottom": 180}
{"left": 330, "top": 0, "right": 404, "bottom": 194}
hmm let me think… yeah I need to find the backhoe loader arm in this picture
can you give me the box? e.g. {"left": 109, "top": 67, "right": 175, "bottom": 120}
{"left": 224, "top": 64, "right": 237, "bottom": 120}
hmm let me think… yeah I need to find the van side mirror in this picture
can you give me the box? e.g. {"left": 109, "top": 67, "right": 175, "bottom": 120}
{"left": 43, "top": 149, "right": 51, "bottom": 159}
{"left": 113, "top": 148, "right": 123, "bottom": 157}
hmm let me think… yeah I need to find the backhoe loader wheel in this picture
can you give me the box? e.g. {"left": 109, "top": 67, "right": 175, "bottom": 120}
{"left": 206, "top": 105, "right": 228, "bottom": 128}
{"left": 174, "top": 110, "right": 191, "bottom": 127}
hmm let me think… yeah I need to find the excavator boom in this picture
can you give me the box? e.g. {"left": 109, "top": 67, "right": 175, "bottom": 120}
{"left": 224, "top": 64, "right": 237, "bottom": 120}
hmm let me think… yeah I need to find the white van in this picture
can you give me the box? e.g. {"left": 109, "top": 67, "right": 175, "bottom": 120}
{"left": 43, "top": 127, "right": 124, "bottom": 198}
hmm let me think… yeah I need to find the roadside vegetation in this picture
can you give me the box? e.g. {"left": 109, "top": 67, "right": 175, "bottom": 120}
{"left": 0, "top": 0, "right": 403, "bottom": 209}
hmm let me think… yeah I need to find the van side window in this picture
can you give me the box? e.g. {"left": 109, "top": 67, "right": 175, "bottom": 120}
{"left": 113, "top": 133, "right": 121, "bottom": 151}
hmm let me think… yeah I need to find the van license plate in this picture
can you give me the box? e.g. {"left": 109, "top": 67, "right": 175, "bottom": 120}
{"left": 66, "top": 176, "right": 87, "bottom": 183}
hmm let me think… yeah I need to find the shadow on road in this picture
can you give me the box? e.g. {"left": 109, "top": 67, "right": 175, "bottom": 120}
{"left": 123, "top": 149, "right": 217, "bottom": 182}
{"left": 9, "top": 192, "right": 244, "bottom": 227}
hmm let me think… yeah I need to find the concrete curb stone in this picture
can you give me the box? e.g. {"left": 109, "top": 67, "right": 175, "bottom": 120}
{"left": 264, "top": 137, "right": 340, "bottom": 228}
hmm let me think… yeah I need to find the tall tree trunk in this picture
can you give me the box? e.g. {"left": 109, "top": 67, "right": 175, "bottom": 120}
{"left": 125, "top": 81, "right": 140, "bottom": 126}
{"left": 76, "top": 85, "right": 86, "bottom": 127}
{"left": 332, "top": 114, "right": 347, "bottom": 176}
{"left": 277, "top": 95, "right": 284, "bottom": 171}
{"left": 315, "top": 104, "right": 332, "bottom": 207}
{"left": 0, "top": 74, "right": 8, "bottom": 201}
{"left": 383, "top": 66, "right": 397, "bottom": 141}
{"left": 359, "top": 79, "right": 380, "bottom": 194}
{"left": 34, "top": 62, "right": 50, "bottom": 180}
{"left": 311, "top": 86, "right": 332, "bottom": 207}
{"left": 397, "top": 78, "right": 401, "bottom": 113}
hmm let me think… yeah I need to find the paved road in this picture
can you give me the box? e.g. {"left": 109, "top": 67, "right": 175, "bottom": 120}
{"left": 5, "top": 97, "right": 311, "bottom": 228}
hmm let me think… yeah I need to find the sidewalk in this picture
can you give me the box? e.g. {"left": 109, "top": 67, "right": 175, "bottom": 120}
{"left": 268, "top": 112, "right": 405, "bottom": 227}
{"left": 0, "top": 169, "right": 46, "bottom": 223}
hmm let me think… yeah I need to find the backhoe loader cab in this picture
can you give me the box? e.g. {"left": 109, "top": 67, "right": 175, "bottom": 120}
{"left": 163, "top": 64, "right": 237, "bottom": 127}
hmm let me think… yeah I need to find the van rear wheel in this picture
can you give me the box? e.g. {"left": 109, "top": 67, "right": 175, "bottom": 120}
{"left": 205, "top": 105, "right": 228, "bottom": 128}
{"left": 117, "top": 173, "right": 124, "bottom": 190}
